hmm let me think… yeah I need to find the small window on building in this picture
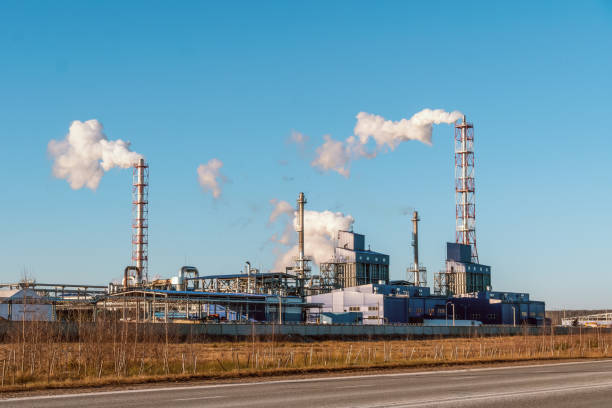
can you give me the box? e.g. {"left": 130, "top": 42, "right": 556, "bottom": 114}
{"left": 349, "top": 306, "right": 360, "bottom": 312}
{"left": 375, "top": 258, "right": 378, "bottom": 262}
{"left": 472, "top": 313, "right": 481, "bottom": 320}
{"left": 368, "top": 306, "right": 378, "bottom": 311}
{"left": 521, "top": 311, "right": 527, "bottom": 317}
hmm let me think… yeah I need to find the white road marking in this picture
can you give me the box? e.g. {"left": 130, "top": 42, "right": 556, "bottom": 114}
{"left": 336, "top": 384, "right": 376, "bottom": 389}
{"left": 174, "top": 396, "right": 223, "bottom": 401}
{"left": 366, "top": 381, "right": 612, "bottom": 407}
{"left": 1, "top": 359, "right": 611, "bottom": 403}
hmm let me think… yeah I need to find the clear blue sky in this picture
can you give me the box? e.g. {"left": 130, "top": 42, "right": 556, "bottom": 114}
{"left": 0, "top": 1, "right": 610, "bottom": 309}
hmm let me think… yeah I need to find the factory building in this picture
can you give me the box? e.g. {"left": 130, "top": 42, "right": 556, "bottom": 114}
{"left": 435, "top": 243, "right": 491, "bottom": 296}
{"left": 451, "top": 291, "right": 545, "bottom": 326}
{"left": 320, "top": 231, "right": 390, "bottom": 289}
{"left": 307, "top": 284, "right": 447, "bottom": 325}
{"left": 0, "top": 288, "right": 54, "bottom": 321}
{"left": 308, "top": 284, "right": 546, "bottom": 326}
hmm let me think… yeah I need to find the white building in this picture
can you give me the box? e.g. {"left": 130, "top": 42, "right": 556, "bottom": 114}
{"left": 0, "top": 288, "right": 54, "bottom": 321}
{"left": 308, "top": 285, "right": 384, "bottom": 324}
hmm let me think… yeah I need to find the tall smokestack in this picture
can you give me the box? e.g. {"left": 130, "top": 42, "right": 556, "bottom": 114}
{"left": 132, "top": 158, "right": 149, "bottom": 284}
{"left": 454, "top": 115, "right": 478, "bottom": 263}
{"left": 297, "top": 192, "right": 306, "bottom": 277}
{"left": 412, "top": 210, "right": 420, "bottom": 286}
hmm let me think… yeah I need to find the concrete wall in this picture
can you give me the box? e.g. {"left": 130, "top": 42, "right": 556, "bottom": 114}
{"left": 1, "top": 321, "right": 604, "bottom": 341}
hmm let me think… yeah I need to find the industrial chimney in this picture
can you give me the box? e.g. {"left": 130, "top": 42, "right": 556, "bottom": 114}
{"left": 296, "top": 192, "right": 306, "bottom": 278}
{"left": 412, "top": 211, "right": 420, "bottom": 286}
{"left": 407, "top": 210, "right": 426, "bottom": 287}
{"left": 132, "top": 158, "right": 149, "bottom": 284}
{"left": 455, "top": 115, "right": 479, "bottom": 263}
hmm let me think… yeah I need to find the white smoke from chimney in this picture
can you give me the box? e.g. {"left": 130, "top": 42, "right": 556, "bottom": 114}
{"left": 48, "top": 119, "right": 143, "bottom": 190}
{"left": 311, "top": 108, "right": 462, "bottom": 176}
{"left": 269, "top": 199, "right": 354, "bottom": 270}
{"left": 269, "top": 199, "right": 294, "bottom": 222}
{"left": 311, "top": 135, "right": 351, "bottom": 178}
{"left": 197, "top": 158, "right": 225, "bottom": 199}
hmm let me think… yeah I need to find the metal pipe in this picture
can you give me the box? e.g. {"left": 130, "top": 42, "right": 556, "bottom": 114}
{"left": 412, "top": 211, "right": 420, "bottom": 286}
{"left": 246, "top": 261, "right": 251, "bottom": 293}
{"left": 297, "top": 192, "right": 306, "bottom": 276}
{"left": 124, "top": 266, "right": 140, "bottom": 289}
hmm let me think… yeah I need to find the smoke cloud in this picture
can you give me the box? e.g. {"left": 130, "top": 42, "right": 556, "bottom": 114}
{"left": 268, "top": 199, "right": 355, "bottom": 270}
{"left": 197, "top": 158, "right": 226, "bottom": 199}
{"left": 48, "top": 119, "right": 143, "bottom": 190}
{"left": 311, "top": 108, "right": 462, "bottom": 177}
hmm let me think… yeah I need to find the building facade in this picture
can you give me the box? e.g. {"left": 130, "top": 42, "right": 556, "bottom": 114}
{"left": 320, "top": 231, "right": 390, "bottom": 289}
{"left": 440, "top": 243, "right": 491, "bottom": 295}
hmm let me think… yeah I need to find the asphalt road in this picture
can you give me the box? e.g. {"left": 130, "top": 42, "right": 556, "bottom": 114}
{"left": 2, "top": 360, "right": 612, "bottom": 408}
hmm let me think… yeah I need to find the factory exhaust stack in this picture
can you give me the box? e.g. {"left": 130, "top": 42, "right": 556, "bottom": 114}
{"left": 132, "top": 158, "right": 149, "bottom": 284}
{"left": 297, "top": 192, "right": 306, "bottom": 278}
{"left": 412, "top": 211, "right": 420, "bottom": 286}
{"left": 407, "top": 210, "right": 427, "bottom": 287}
{"left": 454, "top": 115, "right": 478, "bottom": 263}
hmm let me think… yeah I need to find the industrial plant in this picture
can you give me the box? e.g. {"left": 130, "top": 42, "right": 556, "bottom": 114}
{"left": 1, "top": 116, "right": 545, "bottom": 327}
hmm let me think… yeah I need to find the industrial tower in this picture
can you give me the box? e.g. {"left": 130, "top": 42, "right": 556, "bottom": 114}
{"left": 294, "top": 193, "right": 311, "bottom": 292}
{"left": 406, "top": 210, "right": 427, "bottom": 287}
{"left": 455, "top": 116, "right": 479, "bottom": 264}
{"left": 132, "top": 158, "right": 149, "bottom": 283}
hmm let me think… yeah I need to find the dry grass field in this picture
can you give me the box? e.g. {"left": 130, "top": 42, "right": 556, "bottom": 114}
{"left": 0, "top": 320, "right": 610, "bottom": 392}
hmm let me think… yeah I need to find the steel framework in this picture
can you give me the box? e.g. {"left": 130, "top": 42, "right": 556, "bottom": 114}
{"left": 132, "top": 159, "right": 149, "bottom": 283}
{"left": 455, "top": 116, "right": 478, "bottom": 263}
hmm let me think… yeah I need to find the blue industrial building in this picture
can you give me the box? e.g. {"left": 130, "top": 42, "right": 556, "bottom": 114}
{"left": 308, "top": 283, "right": 546, "bottom": 326}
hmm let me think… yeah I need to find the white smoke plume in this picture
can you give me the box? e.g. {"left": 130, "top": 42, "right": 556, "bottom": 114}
{"left": 311, "top": 135, "right": 351, "bottom": 177}
{"left": 269, "top": 199, "right": 294, "bottom": 222}
{"left": 197, "top": 158, "right": 226, "bottom": 199}
{"left": 269, "top": 199, "right": 355, "bottom": 270}
{"left": 48, "top": 119, "right": 143, "bottom": 190}
{"left": 311, "top": 108, "right": 463, "bottom": 177}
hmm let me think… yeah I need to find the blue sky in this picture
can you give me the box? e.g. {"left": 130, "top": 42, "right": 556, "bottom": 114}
{"left": 0, "top": 1, "right": 610, "bottom": 309}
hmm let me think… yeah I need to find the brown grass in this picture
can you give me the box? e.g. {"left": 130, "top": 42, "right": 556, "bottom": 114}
{"left": 0, "top": 319, "right": 610, "bottom": 393}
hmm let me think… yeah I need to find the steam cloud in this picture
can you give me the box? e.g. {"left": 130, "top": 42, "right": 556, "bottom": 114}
{"left": 48, "top": 119, "right": 143, "bottom": 190}
{"left": 269, "top": 199, "right": 355, "bottom": 270}
{"left": 311, "top": 108, "right": 462, "bottom": 177}
{"left": 197, "top": 158, "right": 226, "bottom": 199}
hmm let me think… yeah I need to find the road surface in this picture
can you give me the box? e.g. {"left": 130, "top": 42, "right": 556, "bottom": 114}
{"left": 2, "top": 360, "right": 612, "bottom": 407}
